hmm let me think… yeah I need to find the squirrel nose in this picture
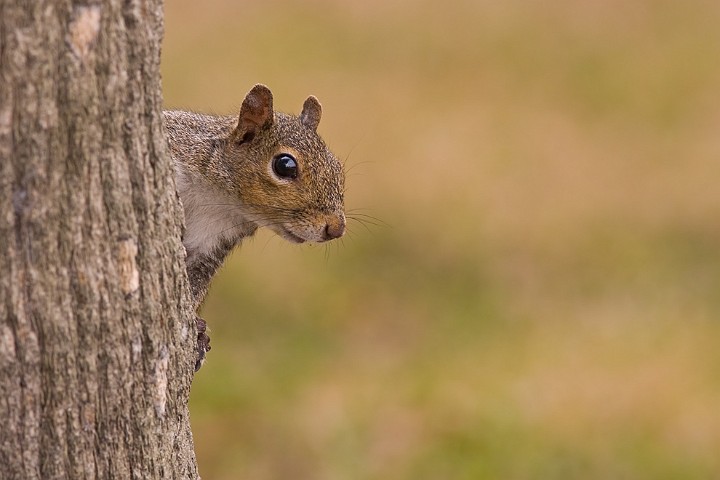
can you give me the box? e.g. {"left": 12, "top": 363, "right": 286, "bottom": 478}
{"left": 324, "top": 214, "right": 346, "bottom": 240}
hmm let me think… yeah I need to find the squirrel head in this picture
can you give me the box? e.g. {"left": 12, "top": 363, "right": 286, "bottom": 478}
{"left": 224, "top": 84, "right": 345, "bottom": 243}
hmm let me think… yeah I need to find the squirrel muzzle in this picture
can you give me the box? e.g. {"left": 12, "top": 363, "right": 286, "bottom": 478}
{"left": 323, "top": 213, "right": 346, "bottom": 241}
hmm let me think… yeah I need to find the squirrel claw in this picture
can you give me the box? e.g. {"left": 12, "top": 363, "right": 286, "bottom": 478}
{"left": 194, "top": 316, "right": 211, "bottom": 372}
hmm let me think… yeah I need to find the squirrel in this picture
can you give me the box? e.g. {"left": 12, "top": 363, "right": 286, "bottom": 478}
{"left": 164, "top": 84, "right": 346, "bottom": 371}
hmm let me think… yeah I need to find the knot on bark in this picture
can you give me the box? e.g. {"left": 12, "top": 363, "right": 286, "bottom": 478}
{"left": 67, "top": 6, "right": 101, "bottom": 61}
{"left": 117, "top": 237, "right": 139, "bottom": 295}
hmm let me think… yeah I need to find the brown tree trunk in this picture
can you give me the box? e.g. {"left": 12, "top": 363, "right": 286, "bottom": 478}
{"left": 0, "top": 1, "right": 199, "bottom": 478}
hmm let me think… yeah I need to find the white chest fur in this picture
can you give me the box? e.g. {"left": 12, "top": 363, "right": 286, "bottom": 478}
{"left": 175, "top": 166, "right": 254, "bottom": 261}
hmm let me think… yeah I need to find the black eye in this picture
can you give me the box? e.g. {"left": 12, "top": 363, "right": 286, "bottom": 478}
{"left": 272, "top": 154, "right": 298, "bottom": 179}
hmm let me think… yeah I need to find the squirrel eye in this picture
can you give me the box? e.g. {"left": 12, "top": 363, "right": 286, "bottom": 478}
{"left": 272, "top": 154, "right": 298, "bottom": 179}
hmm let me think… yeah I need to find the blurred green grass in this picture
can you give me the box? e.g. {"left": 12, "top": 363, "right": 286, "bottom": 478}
{"left": 162, "top": 0, "right": 720, "bottom": 478}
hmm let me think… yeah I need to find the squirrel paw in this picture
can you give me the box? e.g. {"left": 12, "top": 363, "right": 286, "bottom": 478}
{"left": 194, "top": 316, "right": 211, "bottom": 372}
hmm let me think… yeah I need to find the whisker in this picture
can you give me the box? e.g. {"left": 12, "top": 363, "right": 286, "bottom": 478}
{"left": 261, "top": 233, "right": 275, "bottom": 252}
{"left": 347, "top": 214, "right": 384, "bottom": 223}
{"left": 194, "top": 202, "right": 302, "bottom": 215}
{"left": 344, "top": 160, "right": 374, "bottom": 177}
{"left": 346, "top": 217, "right": 379, "bottom": 235}
{"left": 341, "top": 134, "right": 367, "bottom": 171}
{"left": 348, "top": 214, "right": 388, "bottom": 228}
{"left": 336, "top": 238, "right": 343, "bottom": 254}
{"left": 217, "top": 219, "right": 288, "bottom": 237}
{"left": 345, "top": 209, "right": 385, "bottom": 218}
{"left": 347, "top": 216, "right": 386, "bottom": 229}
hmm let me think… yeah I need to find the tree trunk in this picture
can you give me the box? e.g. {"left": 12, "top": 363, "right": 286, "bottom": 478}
{"left": 0, "top": 1, "right": 199, "bottom": 478}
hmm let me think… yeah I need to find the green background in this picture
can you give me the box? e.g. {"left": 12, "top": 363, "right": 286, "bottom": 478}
{"left": 162, "top": 1, "right": 720, "bottom": 478}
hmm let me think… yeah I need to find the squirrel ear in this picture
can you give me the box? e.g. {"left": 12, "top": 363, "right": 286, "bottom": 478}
{"left": 236, "top": 84, "right": 274, "bottom": 141}
{"left": 300, "top": 95, "right": 322, "bottom": 131}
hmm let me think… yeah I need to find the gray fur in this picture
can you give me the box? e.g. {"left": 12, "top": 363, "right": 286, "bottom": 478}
{"left": 164, "top": 85, "right": 345, "bottom": 369}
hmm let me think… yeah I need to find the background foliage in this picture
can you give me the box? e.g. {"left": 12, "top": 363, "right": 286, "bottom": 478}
{"left": 162, "top": 1, "right": 720, "bottom": 478}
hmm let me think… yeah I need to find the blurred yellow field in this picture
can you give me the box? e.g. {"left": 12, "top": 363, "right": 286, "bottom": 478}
{"left": 162, "top": 1, "right": 720, "bottom": 478}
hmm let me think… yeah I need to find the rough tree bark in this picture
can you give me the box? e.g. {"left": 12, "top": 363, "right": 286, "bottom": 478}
{"left": 0, "top": 1, "right": 199, "bottom": 478}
